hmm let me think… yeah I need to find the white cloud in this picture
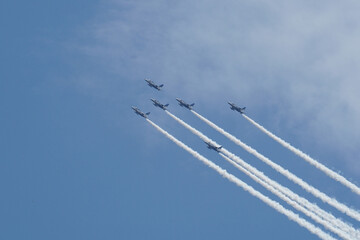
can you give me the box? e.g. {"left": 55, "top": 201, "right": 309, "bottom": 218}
{"left": 78, "top": 0, "right": 360, "bottom": 174}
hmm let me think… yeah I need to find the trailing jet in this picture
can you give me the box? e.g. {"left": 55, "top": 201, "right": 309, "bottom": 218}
{"left": 145, "top": 78, "right": 164, "bottom": 91}
{"left": 132, "top": 106, "right": 150, "bottom": 118}
{"left": 151, "top": 98, "right": 169, "bottom": 110}
{"left": 176, "top": 98, "right": 195, "bottom": 110}
{"left": 205, "top": 141, "right": 223, "bottom": 152}
{"left": 228, "top": 102, "right": 246, "bottom": 114}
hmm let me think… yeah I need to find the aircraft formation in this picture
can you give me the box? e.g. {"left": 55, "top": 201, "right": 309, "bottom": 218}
{"left": 133, "top": 79, "right": 245, "bottom": 119}
{"left": 131, "top": 78, "right": 360, "bottom": 240}
{"left": 132, "top": 79, "right": 243, "bottom": 153}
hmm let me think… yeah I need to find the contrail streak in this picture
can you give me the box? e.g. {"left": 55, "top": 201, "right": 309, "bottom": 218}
{"left": 192, "top": 110, "right": 360, "bottom": 222}
{"left": 219, "top": 153, "right": 356, "bottom": 240}
{"left": 166, "top": 110, "right": 212, "bottom": 142}
{"left": 166, "top": 110, "right": 358, "bottom": 237}
{"left": 243, "top": 114, "right": 360, "bottom": 196}
{"left": 221, "top": 148, "right": 360, "bottom": 240}
{"left": 146, "top": 118, "right": 337, "bottom": 240}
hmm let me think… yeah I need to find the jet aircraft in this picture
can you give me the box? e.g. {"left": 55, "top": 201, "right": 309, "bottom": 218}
{"left": 145, "top": 78, "right": 164, "bottom": 91}
{"left": 228, "top": 102, "right": 246, "bottom": 114}
{"left": 132, "top": 106, "right": 150, "bottom": 118}
{"left": 176, "top": 98, "right": 195, "bottom": 110}
{"left": 151, "top": 99, "right": 169, "bottom": 110}
{"left": 205, "top": 141, "right": 223, "bottom": 152}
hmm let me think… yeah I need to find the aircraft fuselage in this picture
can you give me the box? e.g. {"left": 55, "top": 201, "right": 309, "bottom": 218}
{"left": 205, "top": 141, "right": 222, "bottom": 152}
{"left": 132, "top": 106, "right": 150, "bottom": 118}
{"left": 151, "top": 99, "right": 169, "bottom": 110}
{"left": 176, "top": 98, "right": 194, "bottom": 110}
{"left": 228, "top": 102, "right": 245, "bottom": 114}
{"left": 145, "top": 79, "right": 163, "bottom": 91}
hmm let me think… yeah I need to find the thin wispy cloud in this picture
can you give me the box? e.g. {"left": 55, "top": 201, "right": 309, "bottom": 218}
{"left": 78, "top": 0, "right": 360, "bottom": 173}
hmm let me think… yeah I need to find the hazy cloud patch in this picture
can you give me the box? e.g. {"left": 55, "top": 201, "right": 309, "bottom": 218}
{"left": 78, "top": 0, "right": 360, "bottom": 173}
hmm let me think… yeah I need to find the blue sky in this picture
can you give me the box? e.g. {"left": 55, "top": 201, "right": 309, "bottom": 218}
{"left": 1, "top": 1, "right": 360, "bottom": 239}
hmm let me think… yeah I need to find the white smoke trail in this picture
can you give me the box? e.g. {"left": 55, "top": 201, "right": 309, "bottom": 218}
{"left": 243, "top": 114, "right": 360, "bottom": 196}
{"left": 192, "top": 110, "right": 360, "bottom": 222}
{"left": 166, "top": 110, "right": 212, "bottom": 142}
{"left": 146, "top": 118, "right": 337, "bottom": 240}
{"left": 219, "top": 153, "right": 356, "bottom": 240}
{"left": 167, "top": 110, "right": 358, "bottom": 237}
{"left": 221, "top": 148, "right": 360, "bottom": 240}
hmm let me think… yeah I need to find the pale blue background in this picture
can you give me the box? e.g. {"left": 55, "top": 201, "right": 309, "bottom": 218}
{"left": 1, "top": 1, "right": 359, "bottom": 239}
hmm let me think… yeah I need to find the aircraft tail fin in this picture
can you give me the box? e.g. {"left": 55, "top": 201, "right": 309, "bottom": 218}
{"left": 146, "top": 112, "right": 150, "bottom": 115}
{"left": 159, "top": 84, "right": 164, "bottom": 88}
{"left": 190, "top": 103, "right": 195, "bottom": 106}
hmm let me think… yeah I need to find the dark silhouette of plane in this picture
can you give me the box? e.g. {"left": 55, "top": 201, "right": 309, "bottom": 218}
{"left": 145, "top": 78, "right": 164, "bottom": 91}
{"left": 132, "top": 106, "right": 150, "bottom": 118}
{"left": 176, "top": 98, "right": 195, "bottom": 110}
{"left": 151, "top": 99, "right": 169, "bottom": 110}
{"left": 228, "top": 102, "right": 246, "bottom": 114}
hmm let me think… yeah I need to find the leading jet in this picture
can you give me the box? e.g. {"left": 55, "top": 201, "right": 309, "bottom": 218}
{"left": 176, "top": 98, "right": 195, "bottom": 110}
{"left": 145, "top": 78, "right": 164, "bottom": 91}
{"left": 228, "top": 102, "right": 246, "bottom": 114}
{"left": 151, "top": 98, "right": 169, "bottom": 110}
{"left": 205, "top": 141, "right": 223, "bottom": 152}
{"left": 132, "top": 106, "right": 150, "bottom": 118}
